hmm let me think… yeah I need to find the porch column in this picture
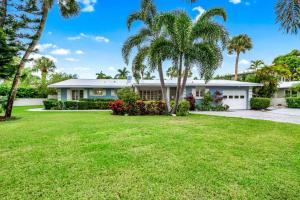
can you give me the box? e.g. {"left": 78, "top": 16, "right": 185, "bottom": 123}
{"left": 248, "top": 87, "right": 253, "bottom": 109}
{"left": 57, "top": 89, "right": 62, "bottom": 100}
{"left": 166, "top": 87, "right": 170, "bottom": 102}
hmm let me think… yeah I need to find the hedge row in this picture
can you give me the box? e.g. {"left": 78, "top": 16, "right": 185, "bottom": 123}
{"left": 0, "top": 86, "right": 47, "bottom": 98}
{"left": 250, "top": 97, "right": 271, "bottom": 110}
{"left": 43, "top": 99, "right": 111, "bottom": 110}
{"left": 286, "top": 97, "right": 300, "bottom": 108}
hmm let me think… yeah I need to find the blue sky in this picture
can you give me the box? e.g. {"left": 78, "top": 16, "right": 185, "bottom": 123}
{"left": 35, "top": 0, "right": 300, "bottom": 79}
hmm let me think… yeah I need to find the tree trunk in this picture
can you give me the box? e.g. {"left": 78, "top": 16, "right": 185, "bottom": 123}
{"left": 180, "top": 64, "right": 190, "bottom": 98}
{"left": 172, "top": 55, "right": 183, "bottom": 114}
{"left": 157, "top": 62, "right": 170, "bottom": 112}
{"left": 234, "top": 52, "right": 240, "bottom": 81}
{"left": 41, "top": 72, "right": 47, "bottom": 89}
{"left": 5, "top": 3, "right": 49, "bottom": 119}
{"left": 0, "top": 0, "right": 7, "bottom": 28}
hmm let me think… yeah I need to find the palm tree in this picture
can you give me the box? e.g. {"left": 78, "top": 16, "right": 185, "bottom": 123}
{"left": 228, "top": 34, "right": 252, "bottom": 81}
{"left": 5, "top": 0, "right": 79, "bottom": 118}
{"left": 33, "top": 57, "right": 56, "bottom": 88}
{"left": 249, "top": 60, "right": 265, "bottom": 70}
{"left": 167, "top": 66, "right": 178, "bottom": 79}
{"left": 151, "top": 9, "right": 228, "bottom": 113}
{"left": 96, "top": 71, "right": 112, "bottom": 79}
{"left": 122, "top": 0, "right": 171, "bottom": 111}
{"left": 276, "top": 0, "right": 300, "bottom": 34}
{"left": 114, "top": 67, "right": 130, "bottom": 79}
{"left": 144, "top": 71, "right": 155, "bottom": 80}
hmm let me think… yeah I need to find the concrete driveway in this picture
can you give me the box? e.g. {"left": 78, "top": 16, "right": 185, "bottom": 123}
{"left": 191, "top": 108, "right": 300, "bottom": 125}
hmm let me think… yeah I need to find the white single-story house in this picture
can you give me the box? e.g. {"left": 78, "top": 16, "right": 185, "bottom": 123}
{"left": 272, "top": 81, "right": 300, "bottom": 106}
{"left": 49, "top": 79, "right": 262, "bottom": 110}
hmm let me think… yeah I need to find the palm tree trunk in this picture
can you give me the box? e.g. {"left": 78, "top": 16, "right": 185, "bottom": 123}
{"left": 157, "top": 62, "right": 170, "bottom": 112}
{"left": 41, "top": 72, "right": 47, "bottom": 89}
{"left": 0, "top": 0, "right": 7, "bottom": 27}
{"left": 172, "top": 55, "right": 183, "bottom": 114}
{"left": 5, "top": 3, "right": 48, "bottom": 119}
{"left": 234, "top": 52, "right": 240, "bottom": 81}
{"left": 180, "top": 64, "right": 190, "bottom": 98}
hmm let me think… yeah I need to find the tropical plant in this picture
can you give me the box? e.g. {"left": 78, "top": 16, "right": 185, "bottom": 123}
{"left": 273, "top": 49, "right": 300, "bottom": 76}
{"left": 122, "top": 0, "right": 171, "bottom": 112}
{"left": 144, "top": 71, "right": 155, "bottom": 80}
{"left": 276, "top": 0, "right": 300, "bottom": 34}
{"left": 33, "top": 57, "right": 56, "bottom": 88}
{"left": 114, "top": 67, "right": 130, "bottom": 79}
{"left": 167, "top": 66, "right": 192, "bottom": 79}
{"left": 249, "top": 60, "right": 265, "bottom": 70}
{"left": 48, "top": 72, "right": 78, "bottom": 84}
{"left": 151, "top": 8, "right": 228, "bottom": 113}
{"left": 228, "top": 34, "right": 253, "bottom": 81}
{"left": 4, "top": 0, "right": 80, "bottom": 119}
{"left": 96, "top": 71, "right": 112, "bottom": 79}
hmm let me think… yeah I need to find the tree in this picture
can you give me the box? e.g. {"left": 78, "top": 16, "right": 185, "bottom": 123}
{"left": 33, "top": 57, "right": 56, "bottom": 88}
{"left": 114, "top": 67, "right": 130, "bottom": 79}
{"left": 48, "top": 72, "right": 78, "bottom": 84}
{"left": 228, "top": 34, "right": 253, "bottom": 81}
{"left": 249, "top": 60, "right": 265, "bottom": 70}
{"left": 4, "top": 0, "right": 80, "bottom": 119}
{"left": 122, "top": 0, "right": 171, "bottom": 111}
{"left": 276, "top": 0, "right": 300, "bottom": 34}
{"left": 273, "top": 50, "right": 300, "bottom": 78}
{"left": 144, "top": 71, "right": 155, "bottom": 80}
{"left": 96, "top": 71, "right": 112, "bottom": 79}
{"left": 167, "top": 66, "right": 192, "bottom": 79}
{"left": 152, "top": 9, "right": 228, "bottom": 113}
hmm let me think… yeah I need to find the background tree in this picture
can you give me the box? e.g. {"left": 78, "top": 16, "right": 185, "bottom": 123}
{"left": 4, "top": 0, "right": 80, "bottom": 119}
{"left": 144, "top": 71, "right": 155, "bottom": 80}
{"left": 48, "top": 72, "right": 78, "bottom": 84}
{"left": 228, "top": 34, "right": 253, "bottom": 81}
{"left": 167, "top": 66, "right": 193, "bottom": 79}
{"left": 33, "top": 57, "right": 56, "bottom": 89}
{"left": 249, "top": 60, "right": 265, "bottom": 70}
{"left": 96, "top": 71, "right": 112, "bottom": 79}
{"left": 114, "top": 67, "right": 129, "bottom": 79}
{"left": 276, "top": 0, "right": 300, "bottom": 34}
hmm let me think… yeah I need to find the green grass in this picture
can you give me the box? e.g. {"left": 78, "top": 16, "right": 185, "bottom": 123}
{"left": 1, "top": 107, "right": 300, "bottom": 199}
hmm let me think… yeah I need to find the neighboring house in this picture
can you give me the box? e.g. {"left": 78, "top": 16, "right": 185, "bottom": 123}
{"left": 49, "top": 78, "right": 262, "bottom": 110}
{"left": 272, "top": 81, "right": 300, "bottom": 106}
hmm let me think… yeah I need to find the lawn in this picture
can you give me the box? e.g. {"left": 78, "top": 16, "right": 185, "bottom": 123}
{"left": 1, "top": 107, "right": 300, "bottom": 199}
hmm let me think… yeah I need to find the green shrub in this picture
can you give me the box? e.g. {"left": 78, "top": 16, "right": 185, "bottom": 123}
{"left": 43, "top": 99, "right": 60, "bottom": 110}
{"left": 0, "top": 106, "right": 3, "bottom": 114}
{"left": 176, "top": 100, "right": 190, "bottom": 116}
{"left": 286, "top": 97, "right": 300, "bottom": 108}
{"left": 117, "top": 87, "right": 140, "bottom": 104}
{"left": 0, "top": 85, "right": 47, "bottom": 98}
{"left": 211, "top": 104, "right": 230, "bottom": 111}
{"left": 43, "top": 99, "right": 111, "bottom": 110}
{"left": 250, "top": 98, "right": 271, "bottom": 110}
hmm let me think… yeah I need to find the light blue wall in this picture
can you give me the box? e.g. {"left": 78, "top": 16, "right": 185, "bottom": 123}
{"left": 87, "top": 88, "right": 118, "bottom": 100}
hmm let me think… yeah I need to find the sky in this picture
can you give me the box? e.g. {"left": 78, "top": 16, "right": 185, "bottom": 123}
{"left": 34, "top": 0, "right": 300, "bottom": 79}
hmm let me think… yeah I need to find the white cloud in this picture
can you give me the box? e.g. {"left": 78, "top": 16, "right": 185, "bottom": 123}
{"left": 229, "top": 0, "right": 241, "bottom": 4}
{"left": 239, "top": 59, "right": 250, "bottom": 65}
{"left": 82, "top": 5, "right": 94, "bottom": 12}
{"left": 51, "top": 48, "right": 70, "bottom": 55}
{"left": 66, "top": 58, "right": 79, "bottom": 62}
{"left": 108, "top": 67, "right": 116, "bottom": 71}
{"left": 95, "top": 36, "right": 110, "bottom": 43}
{"left": 79, "top": 0, "right": 97, "bottom": 12}
{"left": 75, "top": 50, "right": 84, "bottom": 55}
{"left": 35, "top": 43, "right": 57, "bottom": 52}
{"left": 67, "top": 36, "right": 81, "bottom": 40}
{"left": 193, "top": 6, "right": 206, "bottom": 22}
{"left": 74, "top": 67, "right": 91, "bottom": 71}
{"left": 48, "top": 32, "right": 52, "bottom": 35}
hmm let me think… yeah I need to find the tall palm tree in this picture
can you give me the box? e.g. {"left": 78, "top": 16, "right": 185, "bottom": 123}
{"left": 249, "top": 60, "right": 265, "bottom": 70}
{"left": 276, "top": 0, "right": 300, "bottom": 34}
{"left": 151, "top": 9, "right": 228, "bottom": 113}
{"left": 228, "top": 34, "right": 252, "bottom": 81}
{"left": 33, "top": 57, "right": 56, "bottom": 88}
{"left": 122, "top": 0, "right": 171, "bottom": 111}
{"left": 114, "top": 67, "right": 130, "bottom": 79}
{"left": 5, "top": 0, "right": 79, "bottom": 118}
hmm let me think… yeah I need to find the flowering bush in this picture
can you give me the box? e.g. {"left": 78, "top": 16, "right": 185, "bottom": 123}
{"left": 136, "top": 100, "right": 147, "bottom": 115}
{"left": 185, "top": 95, "right": 196, "bottom": 111}
{"left": 108, "top": 100, "right": 125, "bottom": 115}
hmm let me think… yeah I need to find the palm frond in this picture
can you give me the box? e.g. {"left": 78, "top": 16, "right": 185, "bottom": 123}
{"left": 197, "top": 7, "right": 227, "bottom": 22}
{"left": 58, "top": 0, "right": 80, "bottom": 18}
{"left": 276, "top": 0, "right": 300, "bottom": 34}
{"left": 132, "top": 46, "right": 149, "bottom": 81}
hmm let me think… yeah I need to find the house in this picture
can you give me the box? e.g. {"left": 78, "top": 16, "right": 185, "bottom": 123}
{"left": 48, "top": 79, "right": 262, "bottom": 110}
{"left": 272, "top": 81, "right": 300, "bottom": 106}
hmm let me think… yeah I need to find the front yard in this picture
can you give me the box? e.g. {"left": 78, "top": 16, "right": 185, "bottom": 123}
{"left": 1, "top": 107, "right": 300, "bottom": 199}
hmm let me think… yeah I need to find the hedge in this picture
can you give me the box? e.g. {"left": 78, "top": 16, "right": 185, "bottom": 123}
{"left": 43, "top": 99, "right": 111, "bottom": 110}
{"left": 250, "top": 97, "right": 271, "bottom": 110}
{"left": 286, "top": 97, "right": 300, "bottom": 108}
{"left": 0, "top": 85, "right": 47, "bottom": 98}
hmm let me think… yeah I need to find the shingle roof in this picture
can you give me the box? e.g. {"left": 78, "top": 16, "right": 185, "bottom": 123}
{"left": 48, "top": 79, "right": 262, "bottom": 88}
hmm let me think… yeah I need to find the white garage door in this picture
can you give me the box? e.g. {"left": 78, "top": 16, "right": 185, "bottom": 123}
{"left": 222, "top": 90, "right": 247, "bottom": 110}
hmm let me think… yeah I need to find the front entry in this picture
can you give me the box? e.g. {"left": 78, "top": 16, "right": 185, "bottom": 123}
{"left": 71, "top": 89, "right": 84, "bottom": 100}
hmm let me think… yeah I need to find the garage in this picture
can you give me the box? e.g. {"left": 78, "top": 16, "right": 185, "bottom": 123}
{"left": 222, "top": 90, "right": 247, "bottom": 110}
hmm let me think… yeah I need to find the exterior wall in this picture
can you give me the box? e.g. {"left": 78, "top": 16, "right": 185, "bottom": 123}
{"left": 87, "top": 88, "right": 118, "bottom": 99}
{"left": 58, "top": 88, "right": 118, "bottom": 101}
{"left": 14, "top": 98, "right": 46, "bottom": 106}
{"left": 271, "top": 98, "right": 287, "bottom": 106}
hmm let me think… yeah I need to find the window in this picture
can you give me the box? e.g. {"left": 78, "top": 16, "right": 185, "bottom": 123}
{"left": 240, "top": 95, "right": 245, "bottom": 99}
{"left": 139, "top": 90, "right": 162, "bottom": 100}
{"left": 223, "top": 95, "right": 228, "bottom": 99}
{"left": 195, "top": 87, "right": 205, "bottom": 98}
{"left": 94, "top": 89, "right": 105, "bottom": 96}
{"left": 111, "top": 89, "right": 117, "bottom": 97}
{"left": 71, "top": 90, "right": 84, "bottom": 100}
{"left": 292, "top": 91, "right": 298, "bottom": 97}
{"left": 234, "top": 95, "right": 239, "bottom": 99}
{"left": 229, "top": 96, "right": 233, "bottom": 99}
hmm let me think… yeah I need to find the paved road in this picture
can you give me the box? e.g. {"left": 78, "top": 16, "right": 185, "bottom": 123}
{"left": 191, "top": 108, "right": 300, "bottom": 125}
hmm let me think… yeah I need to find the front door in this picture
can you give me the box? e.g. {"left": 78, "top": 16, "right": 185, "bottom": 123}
{"left": 71, "top": 90, "right": 84, "bottom": 100}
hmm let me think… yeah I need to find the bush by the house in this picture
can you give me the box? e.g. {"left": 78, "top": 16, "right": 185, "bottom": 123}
{"left": 196, "top": 91, "right": 229, "bottom": 111}
{"left": 0, "top": 85, "right": 47, "bottom": 98}
{"left": 176, "top": 100, "right": 190, "bottom": 116}
{"left": 185, "top": 95, "right": 195, "bottom": 111}
{"left": 43, "top": 99, "right": 111, "bottom": 110}
{"left": 117, "top": 87, "right": 140, "bottom": 104}
{"left": 211, "top": 104, "right": 230, "bottom": 111}
{"left": 286, "top": 97, "right": 300, "bottom": 108}
{"left": 250, "top": 97, "right": 271, "bottom": 110}
{"left": 109, "top": 100, "right": 125, "bottom": 115}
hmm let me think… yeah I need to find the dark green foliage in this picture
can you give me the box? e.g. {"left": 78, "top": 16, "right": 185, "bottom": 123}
{"left": 176, "top": 100, "right": 190, "bottom": 116}
{"left": 286, "top": 97, "right": 300, "bottom": 108}
{"left": 250, "top": 98, "right": 271, "bottom": 110}
{"left": 185, "top": 95, "right": 195, "bottom": 111}
{"left": 117, "top": 87, "right": 140, "bottom": 104}
{"left": 43, "top": 99, "right": 112, "bottom": 110}
{"left": 211, "top": 104, "right": 229, "bottom": 111}
{"left": 196, "top": 91, "right": 229, "bottom": 111}
{"left": 0, "top": 95, "right": 7, "bottom": 113}
{"left": 0, "top": 85, "right": 47, "bottom": 98}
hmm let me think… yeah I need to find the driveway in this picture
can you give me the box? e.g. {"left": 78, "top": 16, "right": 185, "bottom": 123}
{"left": 191, "top": 108, "right": 300, "bottom": 125}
